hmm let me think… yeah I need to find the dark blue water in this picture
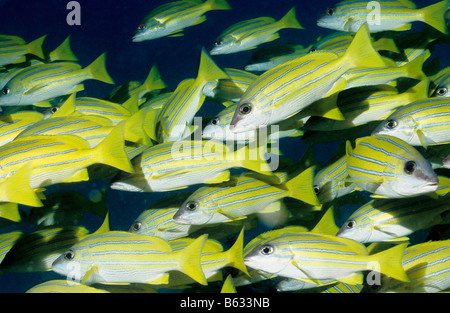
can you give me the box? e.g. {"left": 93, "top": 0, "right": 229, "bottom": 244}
{"left": 0, "top": 0, "right": 447, "bottom": 293}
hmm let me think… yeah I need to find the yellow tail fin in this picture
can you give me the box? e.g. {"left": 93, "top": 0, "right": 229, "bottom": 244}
{"left": 420, "top": 0, "right": 449, "bottom": 35}
{"left": 224, "top": 228, "right": 249, "bottom": 276}
{"left": 93, "top": 123, "right": 134, "bottom": 173}
{"left": 49, "top": 36, "right": 78, "bottom": 62}
{"left": 86, "top": 53, "right": 115, "bottom": 84}
{"left": 196, "top": 47, "right": 229, "bottom": 85}
{"left": 0, "top": 203, "right": 21, "bottom": 223}
{"left": 278, "top": 7, "right": 303, "bottom": 29}
{"left": 285, "top": 166, "right": 320, "bottom": 206}
{"left": 27, "top": 35, "right": 47, "bottom": 59}
{"left": 0, "top": 162, "right": 43, "bottom": 207}
{"left": 142, "top": 64, "right": 167, "bottom": 95}
{"left": 236, "top": 144, "right": 279, "bottom": 184}
{"left": 368, "top": 243, "right": 409, "bottom": 282}
{"left": 343, "top": 23, "right": 387, "bottom": 68}
{"left": 177, "top": 234, "right": 208, "bottom": 285}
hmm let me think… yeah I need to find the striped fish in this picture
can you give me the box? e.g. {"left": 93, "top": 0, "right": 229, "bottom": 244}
{"left": 202, "top": 101, "right": 304, "bottom": 142}
{"left": 378, "top": 239, "right": 450, "bottom": 292}
{"left": 73, "top": 95, "right": 139, "bottom": 125}
{"left": 202, "top": 68, "right": 257, "bottom": 103}
{"left": 243, "top": 230, "right": 410, "bottom": 285}
{"left": 310, "top": 31, "right": 399, "bottom": 56}
{"left": 110, "top": 140, "right": 278, "bottom": 192}
{"left": 317, "top": 0, "right": 448, "bottom": 34}
{"left": 51, "top": 231, "right": 208, "bottom": 286}
{"left": 0, "top": 111, "right": 44, "bottom": 147}
{"left": 210, "top": 7, "right": 303, "bottom": 55}
{"left": 0, "top": 53, "right": 114, "bottom": 106}
{"left": 0, "top": 124, "right": 133, "bottom": 206}
{"left": 430, "top": 66, "right": 450, "bottom": 97}
{"left": 0, "top": 36, "right": 78, "bottom": 91}
{"left": 230, "top": 24, "right": 387, "bottom": 133}
{"left": 244, "top": 43, "right": 310, "bottom": 72}
{"left": 346, "top": 135, "right": 439, "bottom": 198}
{"left": 165, "top": 229, "right": 248, "bottom": 287}
{"left": 16, "top": 114, "right": 115, "bottom": 148}
{"left": 132, "top": 0, "right": 231, "bottom": 42}
{"left": 0, "top": 34, "right": 46, "bottom": 66}
{"left": 0, "top": 225, "right": 90, "bottom": 273}
{"left": 313, "top": 155, "right": 356, "bottom": 204}
{"left": 371, "top": 97, "right": 450, "bottom": 148}
{"left": 337, "top": 194, "right": 450, "bottom": 243}
{"left": 173, "top": 168, "right": 319, "bottom": 226}
{"left": 129, "top": 191, "right": 203, "bottom": 240}
{"left": 156, "top": 48, "right": 228, "bottom": 142}
{"left": 306, "top": 80, "right": 429, "bottom": 131}
{"left": 340, "top": 54, "right": 426, "bottom": 90}
{"left": 0, "top": 230, "right": 24, "bottom": 264}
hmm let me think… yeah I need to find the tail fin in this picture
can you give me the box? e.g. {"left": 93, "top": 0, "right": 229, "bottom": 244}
{"left": 124, "top": 102, "right": 153, "bottom": 145}
{"left": 420, "top": 0, "right": 449, "bottom": 35}
{"left": 343, "top": 23, "right": 387, "bottom": 68}
{"left": 141, "top": 64, "right": 167, "bottom": 95}
{"left": 49, "top": 36, "right": 78, "bottom": 62}
{"left": 400, "top": 53, "right": 427, "bottom": 80}
{"left": 27, "top": 35, "right": 46, "bottom": 59}
{"left": 236, "top": 144, "right": 279, "bottom": 184}
{"left": 284, "top": 166, "right": 320, "bottom": 206}
{"left": 85, "top": 53, "right": 115, "bottom": 84}
{"left": 224, "top": 228, "right": 249, "bottom": 275}
{"left": 196, "top": 47, "right": 229, "bottom": 86}
{"left": 93, "top": 123, "right": 134, "bottom": 173}
{"left": 278, "top": 7, "right": 303, "bottom": 30}
{"left": 121, "top": 93, "right": 140, "bottom": 114}
{"left": 0, "top": 203, "right": 21, "bottom": 223}
{"left": 368, "top": 243, "right": 409, "bottom": 282}
{"left": 0, "top": 162, "right": 43, "bottom": 207}
{"left": 51, "top": 93, "right": 79, "bottom": 118}
{"left": 177, "top": 234, "right": 208, "bottom": 285}
{"left": 404, "top": 79, "right": 430, "bottom": 103}
{"left": 205, "top": 0, "right": 232, "bottom": 10}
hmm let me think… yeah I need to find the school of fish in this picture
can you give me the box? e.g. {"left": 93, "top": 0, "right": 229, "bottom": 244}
{"left": 1, "top": 0, "right": 450, "bottom": 293}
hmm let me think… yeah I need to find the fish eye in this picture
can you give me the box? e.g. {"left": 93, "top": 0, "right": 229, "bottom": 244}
{"left": 345, "top": 220, "right": 356, "bottom": 229}
{"left": 51, "top": 107, "right": 58, "bottom": 113}
{"left": 211, "top": 118, "right": 219, "bottom": 125}
{"left": 64, "top": 250, "right": 75, "bottom": 261}
{"left": 1, "top": 87, "right": 10, "bottom": 95}
{"left": 404, "top": 161, "right": 416, "bottom": 175}
{"left": 385, "top": 119, "right": 398, "bottom": 129}
{"left": 137, "top": 24, "right": 145, "bottom": 31}
{"left": 326, "top": 7, "right": 335, "bottom": 16}
{"left": 215, "top": 39, "right": 223, "bottom": 46}
{"left": 435, "top": 87, "right": 447, "bottom": 97}
{"left": 259, "top": 244, "right": 274, "bottom": 255}
{"left": 313, "top": 185, "right": 320, "bottom": 194}
{"left": 185, "top": 201, "right": 198, "bottom": 211}
{"left": 310, "top": 46, "right": 317, "bottom": 53}
{"left": 131, "top": 222, "right": 142, "bottom": 232}
{"left": 239, "top": 102, "right": 252, "bottom": 115}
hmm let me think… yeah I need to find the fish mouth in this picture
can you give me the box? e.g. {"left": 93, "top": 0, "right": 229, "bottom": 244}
{"left": 172, "top": 210, "right": 191, "bottom": 225}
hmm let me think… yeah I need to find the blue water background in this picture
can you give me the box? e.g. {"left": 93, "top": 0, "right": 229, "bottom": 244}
{"left": 0, "top": 0, "right": 447, "bottom": 292}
